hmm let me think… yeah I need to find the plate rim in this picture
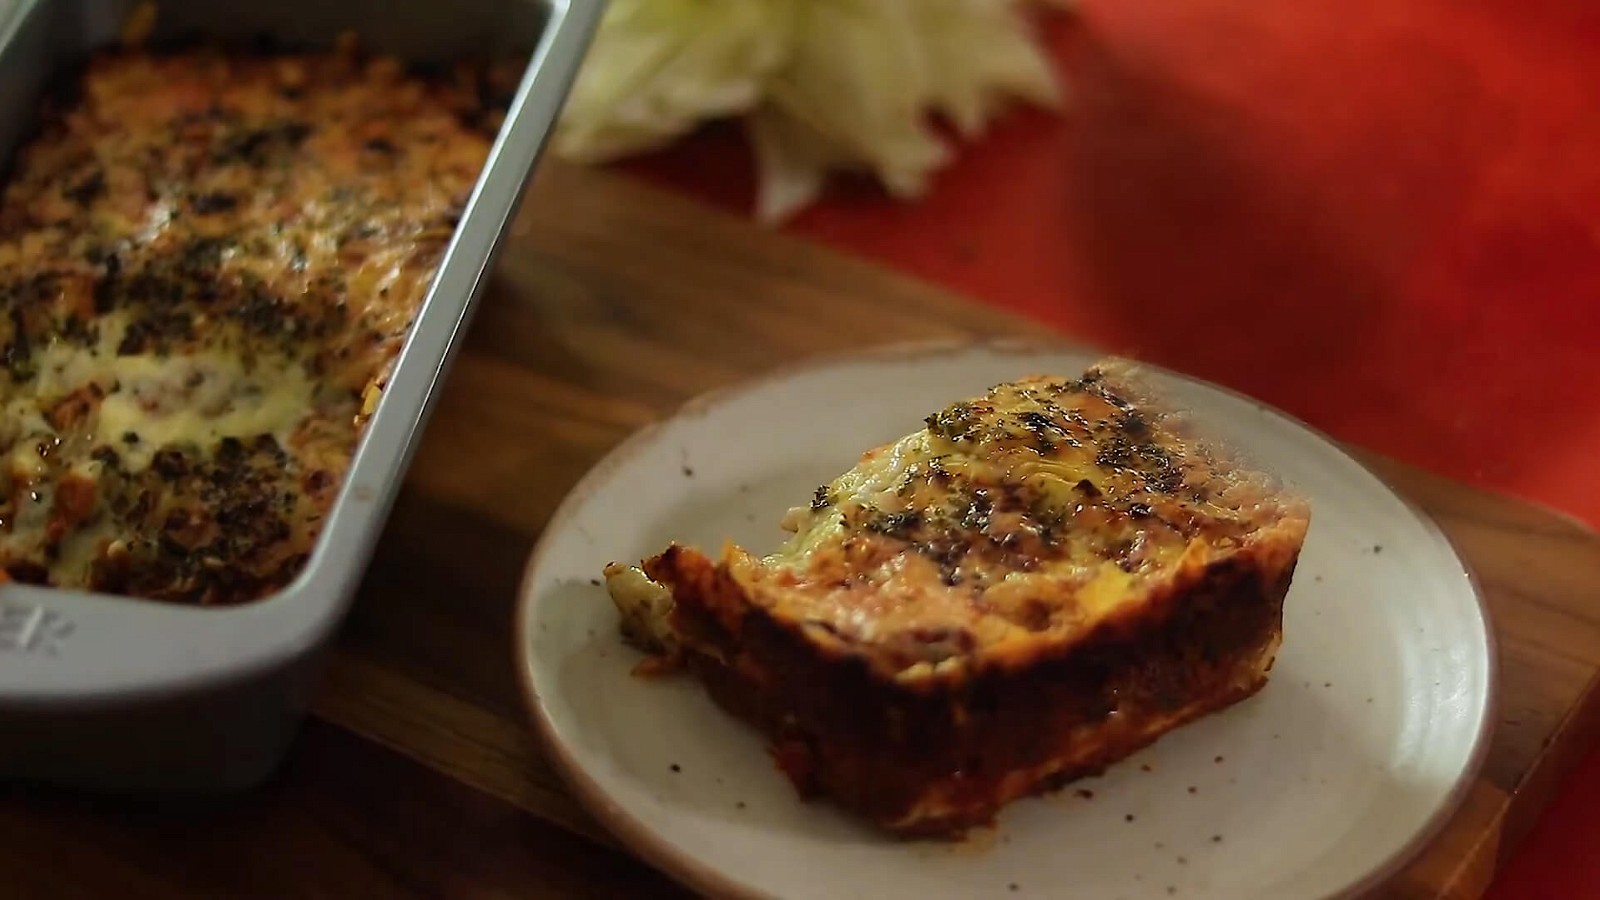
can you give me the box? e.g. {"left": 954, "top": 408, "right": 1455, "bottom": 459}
{"left": 513, "top": 338, "right": 1498, "bottom": 900}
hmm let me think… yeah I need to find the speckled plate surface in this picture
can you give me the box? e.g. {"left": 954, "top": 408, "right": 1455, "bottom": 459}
{"left": 516, "top": 342, "right": 1494, "bottom": 900}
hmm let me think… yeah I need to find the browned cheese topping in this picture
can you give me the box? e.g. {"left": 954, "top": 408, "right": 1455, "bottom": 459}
{"left": 610, "top": 365, "right": 1308, "bottom": 678}
{"left": 755, "top": 369, "right": 1299, "bottom": 673}
{"left": 0, "top": 41, "right": 513, "bottom": 603}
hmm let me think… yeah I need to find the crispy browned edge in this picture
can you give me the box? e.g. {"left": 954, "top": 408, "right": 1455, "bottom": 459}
{"left": 641, "top": 522, "right": 1303, "bottom": 837}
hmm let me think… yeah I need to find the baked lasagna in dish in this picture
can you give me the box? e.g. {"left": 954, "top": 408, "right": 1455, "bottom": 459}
{"left": 0, "top": 38, "right": 509, "bottom": 603}
{"left": 605, "top": 361, "right": 1311, "bottom": 836}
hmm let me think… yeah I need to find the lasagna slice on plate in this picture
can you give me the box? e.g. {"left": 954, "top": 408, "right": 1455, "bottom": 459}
{"left": 605, "top": 360, "right": 1310, "bottom": 837}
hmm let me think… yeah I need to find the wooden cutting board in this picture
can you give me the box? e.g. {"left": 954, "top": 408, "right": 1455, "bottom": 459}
{"left": 3, "top": 162, "right": 1598, "bottom": 900}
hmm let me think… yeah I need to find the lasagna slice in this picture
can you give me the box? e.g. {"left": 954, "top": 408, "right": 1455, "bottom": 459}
{"left": 605, "top": 360, "right": 1310, "bottom": 836}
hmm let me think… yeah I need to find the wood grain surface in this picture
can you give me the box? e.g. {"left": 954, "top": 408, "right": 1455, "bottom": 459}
{"left": 2, "top": 162, "right": 1598, "bottom": 899}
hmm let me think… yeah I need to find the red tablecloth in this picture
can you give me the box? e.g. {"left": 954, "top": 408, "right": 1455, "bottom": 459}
{"left": 625, "top": 2, "right": 1600, "bottom": 895}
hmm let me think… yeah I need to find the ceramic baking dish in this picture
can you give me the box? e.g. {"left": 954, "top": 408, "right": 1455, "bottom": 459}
{"left": 0, "top": 0, "right": 600, "bottom": 792}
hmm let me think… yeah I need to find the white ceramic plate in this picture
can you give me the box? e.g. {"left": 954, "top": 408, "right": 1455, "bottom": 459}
{"left": 516, "top": 342, "right": 1494, "bottom": 900}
